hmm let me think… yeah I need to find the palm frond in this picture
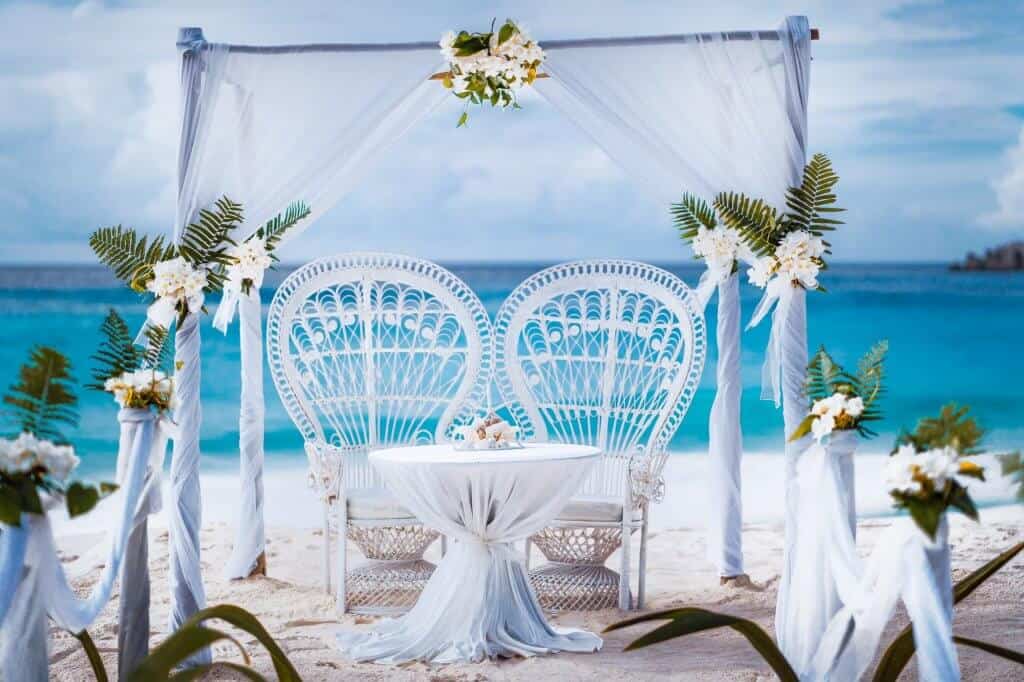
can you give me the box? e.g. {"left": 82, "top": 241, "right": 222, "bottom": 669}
{"left": 784, "top": 153, "right": 845, "bottom": 243}
{"left": 142, "top": 324, "right": 172, "bottom": 371}
{"left": 896, "top": 403, "right": 984, "bottom": 456}
{"left": 713, "top": 191, "right": 781, "bottom": 257}
{"left": 89, "top": 226, "right": 175, "bottom": 290}
{"left": 256, "top": 201, "right": 311, "bottom": 251}
{"left": 998, "top": 451, "right": 1024, "bottom": 501}
{"left": 671, "top": 193, "right": 717, "bottom": 244}
{"left": 806, "top": 345, "right": 843, "bottom": 403}
{"left": 88, "top": 309, "right": 143, "bottom": 390}
{"left": 3, "top": 346, "right": 78, "bottom": 443}
{"left": 177, "top": 196, "right": 243, "bottom": 274}
{"left": 856, "top": 339, "right": 888, "bottom": 411}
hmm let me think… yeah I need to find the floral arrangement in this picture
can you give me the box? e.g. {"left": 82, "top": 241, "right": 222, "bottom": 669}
{"left": 223, "top": 201, "right": 310, "bottom": 297}
{"left": 89, "top": 196, "right": 244, "bottom": 327}
{"left": 886, "top": 404, "right": 986, "bottom": 539}
{"left": 455, "top": 413, "right": 520, "bottom": 450}
{"left": 712, "top": 153, "right": 844, "bottom": 293}
{"left": 439, "top": 19, "right": 545, "bottom": 127}
{"left": 0, "top": 346, "right": 115, "bottom": 525}
{"left": 102, "top": 370, "right": 176, "bottom": 412}
{"left": 672, "top": 193, "right": 753, "bottom": 281}
{"left": 789, "top": 340, "right": 887, "bottom": 442}
{"left": 89, "top": 309, "right": 176, "bottom": 412}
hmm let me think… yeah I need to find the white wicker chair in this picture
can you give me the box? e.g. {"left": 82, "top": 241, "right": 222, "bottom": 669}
{"left": 494, "top": 260, "right": 706, "bottom": 611}
{"left": 267, "top": 253, "right": 492, "bottom": 614}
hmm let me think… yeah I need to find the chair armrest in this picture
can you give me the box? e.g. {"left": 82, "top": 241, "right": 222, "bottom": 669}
{"left": 628, "top": 445, "right": 667, "bottom": 507}
{"left": 303, "top": 441, "right": 347, "bottom": 504}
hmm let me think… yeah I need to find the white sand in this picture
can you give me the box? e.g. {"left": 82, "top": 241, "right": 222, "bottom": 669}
{"left": 48, "top": 504, "right": 1023, "bottom": 680}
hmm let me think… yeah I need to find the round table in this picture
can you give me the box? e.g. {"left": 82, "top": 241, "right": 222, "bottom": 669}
{"left": 336, "top": 442, "right": 603, "bottom": 664}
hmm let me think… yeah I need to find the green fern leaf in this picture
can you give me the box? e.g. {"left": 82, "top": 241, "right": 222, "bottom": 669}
{"left": 784, "top": 153, "right": 845, "bottom": 243}
{"left": 856, "top": 340, "right": 888, "bottom": 409}
{"left": 89, "top": 226, "right": 174, "bottom": 290}
{"left": 671, "top": 193, "right": 717, "bottom": 244}
{"left": 142, "top": 324, "right": 172, "bottom": 372}
{"left": 896, "top": 403, "right": 984, "bottom": 455}
{"left": 88, "top": 310, "right": 143, "bottom": 390}
{"left": 177, "top": 196, "right": 243, "bottom": 272}
{"left": 256, "top": 201, "right": 311, "bottom": 251}
{"left": 713, "top": 192, "right": 781, "bottom": 257}
{"left": 3, "top": 346, "right": 79, "bottom": 443}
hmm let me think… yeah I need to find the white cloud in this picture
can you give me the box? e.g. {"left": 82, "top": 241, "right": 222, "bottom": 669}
{"left": 980, "top": 125, "right": 1024, "bottom": 230}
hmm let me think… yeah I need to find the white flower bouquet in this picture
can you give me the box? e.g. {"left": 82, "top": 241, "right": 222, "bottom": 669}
{"left": 454, "top": 413, "right": 521, "bottom": 450}
{"left": 747, "top": 229, "right": 827, "bottom": 290}
{"left": 789, "top": 340, "right": 887, "bottom": 443}
{"left": 103, "top": 369, "right": 177, "bottom": 412}
{"left": 885, "top": 404, "right": 986, "bottom": 539}
{"left": 439, "top": 19, "right": 544, "bottom": 126}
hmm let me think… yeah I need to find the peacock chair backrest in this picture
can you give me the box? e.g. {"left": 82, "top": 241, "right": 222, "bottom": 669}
{"left": 267, "top": 253, "right": 493, "bottom": 492}
{"left": 494, "top": 260, "right": 706, "bottom": 502}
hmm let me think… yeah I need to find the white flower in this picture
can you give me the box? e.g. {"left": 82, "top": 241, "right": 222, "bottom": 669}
{"left": 747, "top": 256, "right": 775, "bottom": 288}
{"left": 146, "top": 257, "right": 207, "bottom": 311}
{"left": 916, "top": 446, "right": 960, "bottom": 487}
{"left": 811, "top": 413, "right": 836, "bottom": 441}
{"left": 845, "top": 396, "right": 865, "bottom": 418}
{"left": 225, "top": 238, "right": 272, "bottom": 292}
{"left": 885, "top": 446, "right": 923, "bottom": 495}
{"left": 439, "top": 30, "right": 457, "bottom": 61}
{"left": 485, "top": 420, "right": 518, "bottom": 444}
{"left": 0, "top": 433, "right": 78, "bottom": 480}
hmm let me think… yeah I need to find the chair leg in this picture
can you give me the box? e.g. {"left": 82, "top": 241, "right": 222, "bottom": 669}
{"left": 321, "top": 502, "right": 332, "bottom": 595}
{"left": 638, "top": 505, "right": 649, "bottom": 609}
{"left": 619, "top": 519, "right": 632, "bottom": 610}
{"left": 336, "top": 502, "right": 348, "bottom": 616}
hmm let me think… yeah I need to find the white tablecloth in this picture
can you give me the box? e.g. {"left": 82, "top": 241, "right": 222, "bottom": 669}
{"left": 336, "top": 442, "right": 603, "bottom": 664}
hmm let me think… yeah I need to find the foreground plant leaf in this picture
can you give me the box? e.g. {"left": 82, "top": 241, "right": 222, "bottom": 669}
{"left": 952, "top": 636, "right": 1024, "bottom": 666}
{"left": 74, "top": 630, "right": 109, "bottom": 682}
{"left": 605, "top": 607, "right": 798, "bottom": 682}
{"left": 872, "top": 541, "right": 1024, "bottom": 682}
{"left": 125, "top": 626, "right": 249, "bottom": 681}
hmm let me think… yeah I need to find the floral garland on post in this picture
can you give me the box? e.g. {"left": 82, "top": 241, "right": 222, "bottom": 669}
{"left": 789, "top": 340, "right": 887, "bottom": 443}
{"left": 886, "top": 404, "right": 986, "bottom": 539}
{"left": 213, "top": 201, "right": 310, "bottom": 333}
{"left": 713, "top": 153, "right": 844, "bottom": 405}
{"left": 0, "top": 347, "right": 114, "bottom": 526}
{"left": 439, "top": 19, "right": 545, "bottom": 127}
{"left": 89, "top": 196, "right": 244, "bottom": 332}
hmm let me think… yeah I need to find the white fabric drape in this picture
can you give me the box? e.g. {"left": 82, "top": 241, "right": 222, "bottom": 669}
{"left": 224, "top": 291, "right": 266, "bottom": 578}
{"left": 810, "top": 516, "right": 958, "bottom": 681}
{"left": 0, "top": 408, "right": 167, "bottom": 680}
{"left": 176, "top": 31, "right": 448, "bottom": 590}
{"left": 781, "top": 431, "right": 857, "bottom": 676}
{"left": 337, "top": 444, "right": 602, "bottom": 664}
{"left": 705, "top": 273, "right": 744, "bottom": 576}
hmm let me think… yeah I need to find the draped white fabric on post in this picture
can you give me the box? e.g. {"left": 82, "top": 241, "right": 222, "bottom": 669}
{"left": 337, "top": 443, "right": 602, "bottom": 664}
{"left": 810, "top": 516, "right": 958, "bottom": 681}
{"left": 781, "top": 430, "right": 857, "bottom": 676}
{"left": 224, "top": 291, "right": 266, "bottom": 578}
{"left": 0, "top": 408, "right": 165, "bottom": 680}
{"left": 705, "top": 273, "right": 745, "bottom": 576}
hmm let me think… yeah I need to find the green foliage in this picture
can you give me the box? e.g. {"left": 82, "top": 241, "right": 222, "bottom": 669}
{"left": 3, "top": 346, "right": 78, "bottom": 443}
{"left": 607, "top": 543, "right": 1024, "bottom": 682}
{"left": 790, "top": 340, "right": 888, "bottom": 441}
{"left": 895, "top": 403, "right": 985, "bottom": 456}
{"left": 713, "top": 191, "right": 782, "bottom": 258}
{"left": 89, "top": 196, "right": 243, "bottom": 299}
{"left": 714, "top": 153, "right": 843, "bottom": 259}
{"left": 671, "top": 192, "right": 718, "bottom": 243}
{"left": 88, "top": 226, "right": 175, "bottom": 292}
{"left": 998, "top": 451, "right": 1024, "bottom": 501}
{"left": 872, "top": 541, "right": 1024, "bottom": 681}
{"left": 74, "top": 630, "right": 109, "bottom": 682}
{"left": 255, "top": 201, "right": 311, "bottom": 252}
{"left": 88, "top": 310, "right": 171, "bottom": 391}
{"left": 75, "top": 604, "right": 301, "bottom": 681}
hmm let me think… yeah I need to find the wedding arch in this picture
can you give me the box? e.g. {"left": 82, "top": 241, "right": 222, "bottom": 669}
{"left": 165, "top": 15, "right": 815, "bottom": 642}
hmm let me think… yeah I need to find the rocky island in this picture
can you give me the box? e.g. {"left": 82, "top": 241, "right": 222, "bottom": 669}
{"left": 952, "top": 241, "right": 1024, "bottom": 271}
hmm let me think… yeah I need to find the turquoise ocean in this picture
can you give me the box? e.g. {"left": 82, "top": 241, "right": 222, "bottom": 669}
{"left": 2, "top": 263, "right": 1023, "bottom": 482}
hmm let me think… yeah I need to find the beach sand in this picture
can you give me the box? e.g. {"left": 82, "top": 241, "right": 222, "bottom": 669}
{"left": 47, "top": 505, "right": 1022, "bottom": 681}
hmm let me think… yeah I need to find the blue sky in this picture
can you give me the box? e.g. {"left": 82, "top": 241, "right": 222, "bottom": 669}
{"left": 0, "top": 0, "right": 1022, "bottom": 264}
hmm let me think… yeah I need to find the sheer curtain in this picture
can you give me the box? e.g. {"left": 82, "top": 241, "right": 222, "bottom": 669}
{"left": 537, "top": 18, "right": 811, "bottom": 581}
{"left": 169, "top": 31, "right": 449, "bottom": 639}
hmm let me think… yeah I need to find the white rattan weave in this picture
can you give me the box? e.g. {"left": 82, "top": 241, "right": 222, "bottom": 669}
{"left": 267, "top": 253, "right": 493, "bottom": 614}
{"left": 494, "top": 260, "right": 705, "bottom": 611}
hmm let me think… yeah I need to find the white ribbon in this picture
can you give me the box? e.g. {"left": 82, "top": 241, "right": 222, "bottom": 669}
{"left": 212, "top": 266, "right": 265, "bottom": 334}
{"left": 747, "top": 277, "right": 797, "bottom": 407}
{"left": 136, "top": 292, "right": 204, "bottom": 345}
{"left": 808, "top": 515, "right": 959, "bottom": 681}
